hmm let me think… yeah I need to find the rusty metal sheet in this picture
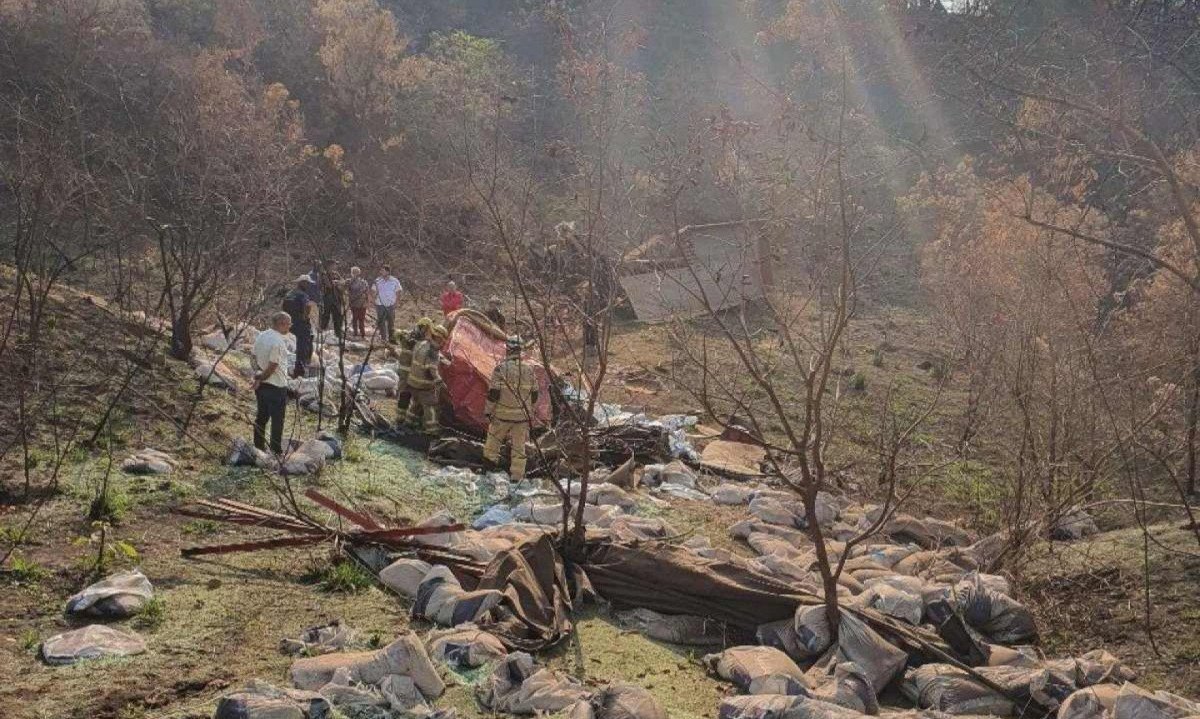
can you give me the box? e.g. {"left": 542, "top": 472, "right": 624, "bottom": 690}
{"left": 620, "top": 264, "right": 764, "bottom": 323}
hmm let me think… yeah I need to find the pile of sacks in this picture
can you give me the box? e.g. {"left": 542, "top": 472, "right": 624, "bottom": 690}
{"left": 191, "top": 352, "right": 243, "bottom": 390}
{"left": 694, "top": 487, "right": 1041, "bottom": 651}
{"left": 228, "top": 432, "right": 343, "bottom": 476}
{"left": 290, "top": 358, "right": 403, "bottom": 415}
{"left": 218, "top": 625, "right": 505, "bottom": 718}
{"left": 396, "top": 469, "right": 676, "bottom": 565}
{"left": 706, "top": 604, "right": 1185, "bottom": 719}
{"left": 41, "top": 569, "right": 156, "bottom": 666}
{"left": 286, "top": 633, "right": 446, "bottom": 717}
{"left": 612, "top": 482, "right": 1200, "bottom": 719}
{"left": 477, "top": 652, "right": 667, "bottom": 719}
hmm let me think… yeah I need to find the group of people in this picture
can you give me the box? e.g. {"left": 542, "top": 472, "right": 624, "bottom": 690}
{"left": 283, "top": 261, "right": 404, "bottom": 356}
{"left": 248, "top": 262, "right": 535, "bottom": 480}
{"left": 387, "top": 315, "right": 537, "bottom": 480}
{"left": 282, "top": 262, "right": 506, "bottom": 376}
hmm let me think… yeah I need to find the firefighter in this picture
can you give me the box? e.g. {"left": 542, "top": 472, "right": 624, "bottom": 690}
{"left": 405, "top": 324, "right": 447, "bottom": 435}
{"left": 395, "top": 317, "right": 433, "bottom": 414}
{"left": 483, "top": 336, "right": 539, "bottom": 480}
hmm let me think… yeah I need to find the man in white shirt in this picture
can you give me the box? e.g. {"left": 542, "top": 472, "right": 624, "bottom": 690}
{"left": 252, "top": 311, "right": 293, "bottom": 454}
{"left": 372, "top": 265, "right": 403, "bottom": 344}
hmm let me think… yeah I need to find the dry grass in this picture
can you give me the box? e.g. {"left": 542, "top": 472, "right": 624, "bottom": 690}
{"left": 2, "top": 281, "right": 1197, "bottom": 716}
{"left": 1021, "top": 523, "right": 1200, "bottom": 694}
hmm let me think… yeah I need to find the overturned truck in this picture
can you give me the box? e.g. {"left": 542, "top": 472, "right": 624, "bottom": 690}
{"left": 437, "top": 309, "right": 552, "bottom": 435}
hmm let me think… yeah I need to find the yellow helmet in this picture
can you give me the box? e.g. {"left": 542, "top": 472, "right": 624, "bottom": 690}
{"left": 417, "top": 317, "right": 433, "bottom": 329}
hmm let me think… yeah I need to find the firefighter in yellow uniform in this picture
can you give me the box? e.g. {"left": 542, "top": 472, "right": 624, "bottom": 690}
{"left": 483, "top": 336, "right": 539, "bottom": 480}
{"left": 405, "top": 324, "right": 447, "bottom": 435}
{"left": 394, "top": 317, "right": 432, "bottom": 414}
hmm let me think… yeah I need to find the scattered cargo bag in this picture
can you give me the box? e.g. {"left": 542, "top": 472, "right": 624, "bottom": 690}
{"left": 426, "top": 624, "right": 508, "bottom": 668}
{"left": 1112, "top": 683, "right": 1200, "bottom": 719}
{"left": 901, "top": 664, "right": 1017, "bottom": 716}
{"left": 289, "top": 633, "right": 444, "bottom": 699}
{"left": 572, "top": 684, "right": 669, "bottom": 719}
{"left": 757, "top": 618, "right": 812, "bottom": 664}
{"left": 412, "top": 565, "right": 504, "bottom": 627}
{"left": 379, "top": 559, "right": 431, "bottom": 598}
{"left": 476, "top": 651, "right": 592, "bottom": 715}
{"left": 1059, "top": 684, "right": 1122, "bottom": 719}
{"left": 703, "top": 646, "right": 813, "bottom": 695}
{"left": 720, "top": 695, "right": 873, "bottom": 719}
{"left": 852, "top": 584, "right": 923, "bottom": 626}
{"left": 1046, "top": 651, "right": 1137, "bottom": 688}
{"left": 811, "top": 662, "right": 880, "bottom": 715}
{"left": 616, "top": 607, "right": 728, "bottom": 646}
{"left": 934, "top": 573, "right": 1038, "bottom": 645}
{"left": 719, "top": 695, "right": 806, "bottom": 719}
{"left": 797, "top": 608, "right": 909, "bottom": 692}
{"left": 902, "top": 663, "right": 1075, "bottom": 716}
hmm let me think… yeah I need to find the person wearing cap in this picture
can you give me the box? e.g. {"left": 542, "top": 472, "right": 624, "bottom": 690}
{"left": 394, "top": 317, "right": 433, "bottom": 414}
{"left": 405, "top": 324, "right": 448, "bottom": 435}
{"left": 485, "top": 296, "right": 506, "bottom": 330}
{"left": 483, "top": 336, "right": 539, "bottom": 480}
{"left": 282, "top": 275, "right": 318, "bottom": 378}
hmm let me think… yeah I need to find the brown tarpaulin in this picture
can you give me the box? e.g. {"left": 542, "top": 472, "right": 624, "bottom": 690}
{"left": 580, "top": 540, "right": 821, "bottom": 631}
{"left": 461, "top": 536, "right": 954, "bottom": 664}
{"left": 472, "top": 533, "right": 574, "bottom": 652}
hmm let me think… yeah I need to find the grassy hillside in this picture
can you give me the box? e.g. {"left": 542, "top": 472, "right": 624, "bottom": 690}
{"left": 1, "top": 282, "right": 1197, "bottom": 718}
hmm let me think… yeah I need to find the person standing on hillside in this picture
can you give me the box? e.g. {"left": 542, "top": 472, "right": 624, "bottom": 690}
{"left": 483, "top": 336, "right": 539, "bottom": 480}
{"left": 484, "top": 295, "right": 506, "bottom": 330}
{"left": 372, "top": 265, "right": 402, "bottom": 344}
{"left": 251, "top": 311, "right": 293, "bottom": 455}
{"left": 440, "top": 279, "right": 465, "bottom": 317}
{"left": 320, "top": 259, "right": 345, "bottom": 340}
{"left": 283, "top": 276, "right": 317, "bottom": 378}
{"left": 347, "top": 266, "right": 370, "bottom": 339}
{"left": 405, "top": 324, "right": 448, "bottom": 435}
{"left": 393, "top": 317, "right": 432, "bottom": 414}
{"left": 306, "top": 261, "right": 323, "bottom": 305}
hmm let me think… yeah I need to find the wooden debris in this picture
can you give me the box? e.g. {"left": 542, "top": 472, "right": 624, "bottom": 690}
{"left": 176, "top": 490, "right": 465, "bottom": 559}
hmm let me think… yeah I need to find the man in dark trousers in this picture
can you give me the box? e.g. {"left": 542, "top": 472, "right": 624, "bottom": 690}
{"left": 320, "top": 259, "right": 345, "bottom": 340}
{"left": 251, "top": 311, "right": 293, "bottom": 454}
{"left": 283, "top": 275, "right": 317, "bottom": 377}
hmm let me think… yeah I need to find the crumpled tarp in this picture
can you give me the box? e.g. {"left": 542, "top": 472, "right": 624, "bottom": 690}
{"left": 469, "top": 533, "right": 575, "bottom": 651}
{"left": 580, "top": 540, "right": 818, "bottom": 631}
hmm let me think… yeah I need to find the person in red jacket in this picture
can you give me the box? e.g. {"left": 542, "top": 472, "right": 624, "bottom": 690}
{"left": 440, "top": 279, "right": 465, "bottom": 316}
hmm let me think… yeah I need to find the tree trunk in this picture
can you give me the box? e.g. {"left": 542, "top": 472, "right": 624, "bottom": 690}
{"left": 803, "top": 485, "right": 842, "bottom": 640}
{"left": 1187, "top": 358, "right": 1199, "bottom": 497}
{"left": 169, "top": 312, "right": 192, "bottom": 361}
